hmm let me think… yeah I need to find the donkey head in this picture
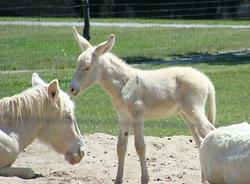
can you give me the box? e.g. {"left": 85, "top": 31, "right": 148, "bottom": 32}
{"left": 32, "top": 73, "right": 85, "bottom": 165}
{"left": 69, "top": 27, "right": 115, "bottom": 96}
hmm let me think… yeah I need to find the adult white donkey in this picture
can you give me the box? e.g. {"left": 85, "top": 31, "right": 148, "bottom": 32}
{"left": 70, "top": 27, "right": 216, "bottom": 184}
{"left": 0, "top": 73, "right": 85, "bottom": 179}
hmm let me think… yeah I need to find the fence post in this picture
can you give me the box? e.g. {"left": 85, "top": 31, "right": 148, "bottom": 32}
{"left": 82, "top": 0, "right": 90, "bottom": 41}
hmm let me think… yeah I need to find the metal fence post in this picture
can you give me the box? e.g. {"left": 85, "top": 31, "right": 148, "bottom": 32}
{"left": 82, "top": 0, "right": 90, "bottom": 41}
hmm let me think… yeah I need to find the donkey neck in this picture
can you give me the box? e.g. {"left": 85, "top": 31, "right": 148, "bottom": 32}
{"left": 98, "top": 54, "right": 138, "bottom": 100}
{"left": 0, "top": 87, "right": 48, "bottom": 152}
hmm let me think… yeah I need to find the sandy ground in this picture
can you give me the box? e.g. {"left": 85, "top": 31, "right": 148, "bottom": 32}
{"left": 0, "top": 133, "right": 201, "bottom": 184}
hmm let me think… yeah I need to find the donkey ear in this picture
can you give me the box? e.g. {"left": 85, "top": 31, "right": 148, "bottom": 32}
{"left": 32, "top": 73, "right": 46, "bottom": 87}
{"left": 48, "top": 79, "right": 60, "bottom": 100}
{"left": 73, "top": 26, "right": 92, "bottom": 51}
{"left": 94, "top": 34, "right": 115, "bottom": 57}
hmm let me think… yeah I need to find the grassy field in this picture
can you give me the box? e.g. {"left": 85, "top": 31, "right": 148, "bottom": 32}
{"left": 0, "top": 62, "right": 249, "bottom": 136}
{"left": 0, "top": 17, "right": 250, "bottom": 136}
{"left": 0, "top": 19, "right": 250, "bottom": 70}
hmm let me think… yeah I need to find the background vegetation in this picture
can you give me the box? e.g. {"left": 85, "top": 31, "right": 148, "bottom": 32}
{"left": 0, "top": 17, "right": 249, "bottom": 136}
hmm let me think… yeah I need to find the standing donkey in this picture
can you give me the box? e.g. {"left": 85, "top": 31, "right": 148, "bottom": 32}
{"left": 69, "top": 27, "right": 216, "bottom": 184}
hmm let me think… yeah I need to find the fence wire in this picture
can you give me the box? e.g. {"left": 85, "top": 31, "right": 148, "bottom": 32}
{"left": 0, "top": 1, "right": 249, "bottom": 19}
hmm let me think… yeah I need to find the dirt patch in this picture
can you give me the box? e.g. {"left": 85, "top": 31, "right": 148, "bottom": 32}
{"left": 0, "top": 133, "right": 201, "bottom": 184}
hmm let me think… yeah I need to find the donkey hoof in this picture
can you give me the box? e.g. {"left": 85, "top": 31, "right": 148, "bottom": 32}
{"left": 141, "top": 176, "right": 149, "bottom": 184}
{"left": 115, "top": 177, "right": 123, "bottom": 184}
{"left": 20, "top": 168, "right": 36, "bottom": 179}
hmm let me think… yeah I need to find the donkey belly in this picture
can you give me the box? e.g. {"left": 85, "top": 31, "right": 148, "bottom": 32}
{"left": 143, "top": 101, "right": 179, "bottom": 119}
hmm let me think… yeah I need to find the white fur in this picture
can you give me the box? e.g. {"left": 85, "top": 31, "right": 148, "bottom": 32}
{"left": 0, "top": 73, "right": 85, "bottom": 179}
{"left": 70, "top": 28, "right": 216, "bottom": 184}
{"left": 200, "top": 122, "right": 250, "bottom": 184}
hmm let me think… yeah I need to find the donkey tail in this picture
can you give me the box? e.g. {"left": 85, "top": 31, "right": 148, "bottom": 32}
{"left": 207, "top": 82, "right": 216, "bottom": 125}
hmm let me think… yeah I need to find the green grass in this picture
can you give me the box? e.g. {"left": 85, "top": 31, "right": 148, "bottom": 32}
{"left": 0, "top": 17, "right": 249, "bottom": 136}
{"left": 0, "top": 25, "right": 249, "bottom": 70}
{"left": 0, "top": 61, "right": 249, "bottom": 136}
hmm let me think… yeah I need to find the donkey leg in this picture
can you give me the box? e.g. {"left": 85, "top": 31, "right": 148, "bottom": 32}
{"left": 132, "top": 117, "right": 149, "bottom": 184}
{"left": 201, "top": 170, "right": 210, "bottom": 184}
{"left": 192, "top": 111, "right": 215, "bottom": 138}
{"left": 115, "top": 121, "right": 130, "bottom": 184}
{"left": 181, "top": 113, "right": 202, "bottom": 147}
{"left": 0, "top": 130, "right": 19, "bottom": 167}
{"left": 0, "top": 167, "right": 36, "bottom": 179}
{"left": 183, "top": 108, "right": 215, "bottom": 138}
{"left": 0, "top": 130, "right": 36, "bottom": 179}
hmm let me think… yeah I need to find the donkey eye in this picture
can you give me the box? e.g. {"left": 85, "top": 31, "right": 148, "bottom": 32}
{"left": 82, "top": 67, "right": 90, "bottom": 71}
{"left": 64, "top": 115, "right": 72, "bottom": 120}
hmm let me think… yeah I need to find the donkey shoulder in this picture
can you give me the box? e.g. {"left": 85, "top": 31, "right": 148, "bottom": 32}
{"left": 120, "top": 75, "right": 145, "bottom": 111}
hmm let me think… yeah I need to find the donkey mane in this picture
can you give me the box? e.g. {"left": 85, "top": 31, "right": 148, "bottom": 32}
{"left": 104, "top": 53, "right": 129, "bottom": 69}
{"left": 0, "top": 86, "right": 74, "bottom": 124}
{"left": 101, "top": 52, "right": 138, "bottom": 80}
{"left": 0, "top": 87, "right": 47, "bottom": 123}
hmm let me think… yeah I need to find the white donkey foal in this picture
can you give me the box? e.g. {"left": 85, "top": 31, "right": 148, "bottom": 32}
{"left": 0, "top": 73, "right": 85, "bottom": 179}
{"left": 69, "top": 27, "right": 216, "bottom": 184}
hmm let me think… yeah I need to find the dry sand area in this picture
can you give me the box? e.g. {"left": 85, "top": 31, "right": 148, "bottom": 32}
{"left": 1, "top": 133, "right": 201, "bottom": 184}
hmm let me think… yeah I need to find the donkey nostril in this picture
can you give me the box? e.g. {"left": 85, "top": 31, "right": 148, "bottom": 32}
{"left": 71, "top": 87, "right": 74, "bottom": 93}
{"left": 80, "top": 151, "right": 85, "bottom": 158}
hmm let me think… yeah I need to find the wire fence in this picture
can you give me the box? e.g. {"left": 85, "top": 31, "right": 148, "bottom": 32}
{"left": 0, "top": 1, "right": 250, "bottom": 71}
{"left": 0, "top": 0, "right": 250, "bottom": 19}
